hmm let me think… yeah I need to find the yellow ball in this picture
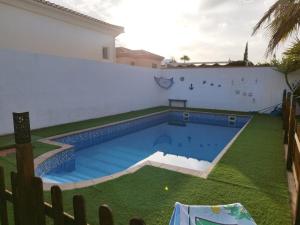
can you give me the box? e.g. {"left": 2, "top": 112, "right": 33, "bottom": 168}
{"left": 211, "top": 206, "right": 221, "bottom": 214}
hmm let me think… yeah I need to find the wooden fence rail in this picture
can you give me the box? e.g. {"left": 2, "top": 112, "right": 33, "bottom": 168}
{"left": 0, "top": 112, "right": 146, "bottom": 225}
{"left": 294, "top": 130, "right": 300, "bottom": 225}
{"left": 283, "top": 91, "right": 300, "bottom": 225}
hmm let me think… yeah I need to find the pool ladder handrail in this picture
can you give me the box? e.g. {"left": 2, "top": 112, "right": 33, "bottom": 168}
{"left": 183, "top": 112, "right": 190, "bottom": 122}
{"left": 228, "top": 115, "right": 237, "bottom": 126}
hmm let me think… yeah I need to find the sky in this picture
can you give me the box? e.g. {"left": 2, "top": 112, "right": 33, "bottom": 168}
{"left": 51, "top": 0, "right": 288, "bottom": 63}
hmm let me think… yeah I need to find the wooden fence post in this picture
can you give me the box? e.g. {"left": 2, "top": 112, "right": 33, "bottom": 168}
{"left": 295, "top": 125, "right": 300, "bottom": 225}
{"left": 13, "top": 112, "right": 37, "bottom": 225}
{"left": 284, "top": 93, "right": 292, "bottom": 144}
{"left": 51, "top": 186, "right": 64, "bottom": 225}
{"left": 13, "top": 112, "right": 34, "bottom": 178}
{"left": 0, "top": 167, "right": 8, "bottom": 225}
{"left": 287, "top": 97, "right": 296, "bottom": 171}
{"left": 33, "top": 177, "right": 46, "bottom": 225}
{"left": 129, "top": 218, "right": 146, "bottom": 225}
{"left": 99, "top": 205, "right": 114, "bottom": 225}
{"left": 73, "top": 195, "right": 87, "bottom": 225}
{"left": 11, "top": 172, "right": 19, "bottom": 225}
{"left": 282, "top": 89, "right": 287, "bottom": 129}
{"left": 295, "top": 192, "right": 300, "bottom": 225}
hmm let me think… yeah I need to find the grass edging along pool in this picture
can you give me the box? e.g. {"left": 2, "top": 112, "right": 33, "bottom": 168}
{"left": 34, "top": 110, "right": 251, "bottom": 190}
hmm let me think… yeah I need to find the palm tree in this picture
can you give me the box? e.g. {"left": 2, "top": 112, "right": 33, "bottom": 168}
{"left": 285, "top": 38, "right": 300, "bottom": 58}
{"left": 252, "top": 0, "right": 300, "bottom": 55}
{"left": 180, "top": 55, "right": 190, "bottom": 63}
{"left": 273, "top": 42, "right": 300, "bottom": 92}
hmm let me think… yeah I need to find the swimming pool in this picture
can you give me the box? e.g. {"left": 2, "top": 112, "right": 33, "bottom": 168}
{"left": 35, "top": 111, "right": 250, "bottom": 189}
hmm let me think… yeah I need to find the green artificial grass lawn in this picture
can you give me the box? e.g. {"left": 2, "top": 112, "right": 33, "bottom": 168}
{"left": 0, "top": 107, "right": 292, "bottom": 225}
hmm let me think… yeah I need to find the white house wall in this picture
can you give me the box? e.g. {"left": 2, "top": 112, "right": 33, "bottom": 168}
{"left": 0, "top": 49, "right": 297, "bottom": 135}
{"left": 0, "top": 2, "right": 116, "bottom": 62}
{"left": 0, "top": 49, "right": 166, "bottom": 135}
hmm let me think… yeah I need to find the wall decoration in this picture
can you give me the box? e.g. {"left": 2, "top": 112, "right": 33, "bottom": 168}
{"left": 235, "top": 90, "right": 240, "bottom": 95}
{"left": 189, "top": 83, "right": 194, "bottom": 90}
{"left": 202, "top": 81, "right": 207, "bottom": 84}
{"left": 210, "top": 83, "right": 214, "bottom": 86}
{"left": 180, "top": 77, "right": 184, "bottom": 82}
{"left": 154, "top": 76, "right": 174, "bottom": 89}
{"left": 218, "top": 84, "right": 222, "bottom": 87}
{"left": 248, "top": 92, "right": 253, "bottom": 97}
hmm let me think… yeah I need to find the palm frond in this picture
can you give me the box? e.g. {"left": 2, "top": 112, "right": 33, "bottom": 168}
{"left": 284, "top": 39, "right": 300, "bottom": 58}
{"left": 252, "top": 0, "right": 282, "bottom": 35}
{"left": 252, "top": 0, "right": 300, "bottom": 55}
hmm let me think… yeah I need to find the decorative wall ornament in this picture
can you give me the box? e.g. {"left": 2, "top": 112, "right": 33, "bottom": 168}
{"left": 210, "top": 83, "right": 214, "bottom": 86}
{"left": 218, "top": 84, "right": 222, "bottom": 87}
{"left": 180, "top": 77, "right": 185, "bottom": 82}
{"left": 202, "top": 81, "right": 206, "bottom": 84}
{"left": 235, "top": 90, "right": 240, "bottom": 95}
{"left": 189, "top": 83, "right": 194, "bottom": 90}
{"left": 154, "top": 76, "right": 174, "bottom": 89}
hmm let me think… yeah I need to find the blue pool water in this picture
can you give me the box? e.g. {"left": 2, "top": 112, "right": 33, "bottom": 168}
{"left": 36, "top": 112, "right": 250, "bottom": 184}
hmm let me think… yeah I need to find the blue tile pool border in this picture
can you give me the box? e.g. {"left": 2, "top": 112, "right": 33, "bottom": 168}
{"left": 35, "top": 109, "right": 252, "bottom": 190}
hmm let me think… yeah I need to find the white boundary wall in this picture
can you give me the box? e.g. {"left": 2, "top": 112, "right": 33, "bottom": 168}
{"left": 163, "top": 67, "right": 292, "bottom": 112}
{"left": 0, "top": 49, "right": 166, "bottom": 134}
{"left": 1, "top": 49, "right": 299, "bottom": 135}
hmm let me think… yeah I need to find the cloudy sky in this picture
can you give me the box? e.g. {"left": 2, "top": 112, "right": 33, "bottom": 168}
{"left": 51, "top": 0, "right": 287, "bottom": 63}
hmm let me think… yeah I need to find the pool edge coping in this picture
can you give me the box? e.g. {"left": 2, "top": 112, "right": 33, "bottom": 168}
{"left": 34, "top": 109, "right": 252, "bottom": 191}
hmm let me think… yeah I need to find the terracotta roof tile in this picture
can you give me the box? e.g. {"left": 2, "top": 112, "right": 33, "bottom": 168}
{"left": 116, "top": 47, "right": 164, "bottom": 60}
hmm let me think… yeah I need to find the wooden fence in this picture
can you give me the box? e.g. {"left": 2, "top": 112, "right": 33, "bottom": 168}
{"left": 0, "top": 112, "right": 146, "bottom": 225}
{"left": 283, "top": 90, "right": 300, "bottom": 225}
